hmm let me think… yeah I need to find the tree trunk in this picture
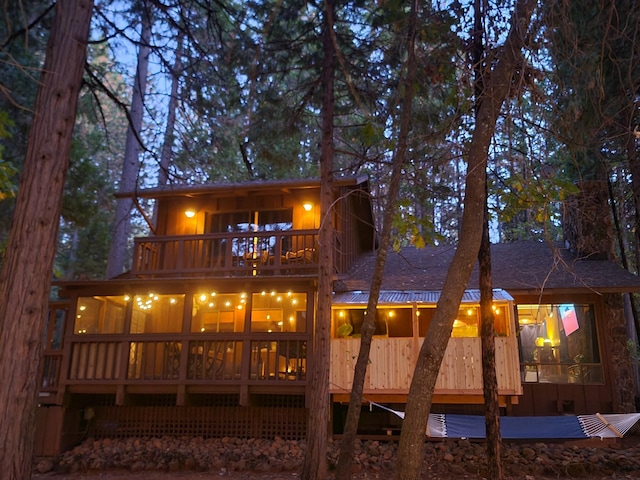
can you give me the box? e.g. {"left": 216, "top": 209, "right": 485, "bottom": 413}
{"left": 158, "top": 32, "right": 183, "bottom": 188}
{"left": 479, "top": 205, "right": 503, "bottom": 479}
{"left": 395, "top": 1, "right": 536, "bottom": 479}
{"left": 106, "top": 2, "right": 152, "bottom": 278}
{"left": 334, "top": 1, "right": 418, "bottom": 478}
{"left": 473, "top": 0, "right": 503, "bottom": 476}
{"left": 152, "top": 32, "right": 183, "bottom": 229}
{"left": 0, "top": 1, "right": 93, "bottom": 478}
{"left": 300, "top": 2, "right": 334, "bottom": 478}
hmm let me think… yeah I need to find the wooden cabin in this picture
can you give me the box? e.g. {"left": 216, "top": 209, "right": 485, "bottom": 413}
{"left": 35, "top": 178, "right": 640, "bottom": 455}
{"left": 331, "top": 243, "right": 640, "bottom": 433}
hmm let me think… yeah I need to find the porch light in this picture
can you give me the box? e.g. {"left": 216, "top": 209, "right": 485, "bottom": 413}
{"left": 185, "top": 209, "right": 196, "bottom": 218}
{"left": 303, "top": 202, "right": 313, "bottom": 211}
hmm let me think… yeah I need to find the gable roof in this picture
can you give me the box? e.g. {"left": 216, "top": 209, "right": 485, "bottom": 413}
{"left": 335, "top": 241, "right": 640, "bottom": 295}
{"left": 115, "top": 176, "right": 369, "bottom": 199}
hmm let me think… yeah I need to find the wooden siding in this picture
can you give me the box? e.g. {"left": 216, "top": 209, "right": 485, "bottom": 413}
{"left": 330, "top": 336, "right": 522, "bottom": 396}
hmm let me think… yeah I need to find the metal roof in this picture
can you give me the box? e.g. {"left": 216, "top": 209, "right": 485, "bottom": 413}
{"left": 332, "top": 289, "right": 514, "bottom": 305}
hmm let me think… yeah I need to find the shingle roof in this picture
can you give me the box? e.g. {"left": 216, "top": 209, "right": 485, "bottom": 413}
{"left": 334, "top": 241, "right": 640, "bottom": 295}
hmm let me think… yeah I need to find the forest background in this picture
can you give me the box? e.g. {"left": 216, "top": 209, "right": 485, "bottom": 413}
{"left": 2, "top": 0, "right": 638, "bottom": 281}
{"left": 0, "top": 0, "right": 639, "bottom": 479}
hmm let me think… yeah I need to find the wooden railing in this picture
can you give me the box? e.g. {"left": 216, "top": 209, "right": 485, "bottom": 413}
{"left": 53, "top": 335, "right": 308, "bottom": 389}
{"left": 330, "top": 336, "right": 522, "bottom": 396}
{"left": 132, "top": 230, "right": 319, "bottom": 277}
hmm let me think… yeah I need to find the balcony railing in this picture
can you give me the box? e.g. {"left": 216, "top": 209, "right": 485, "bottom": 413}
{"left": 132, "top": 230, "right": 319, "bottom": 277}
{"left": 47, "top": 335, "right": 307, "bottom": 392}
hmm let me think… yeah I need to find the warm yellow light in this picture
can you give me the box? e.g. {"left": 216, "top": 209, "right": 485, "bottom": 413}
{"left": 467, "top": 308, "right": 474, "bottom": 316}
{"left": 124, "top": 295, "right": 131, "bottom": 302}
{"left": 199, "top": 294, "right": 207, "bottom": 302}
{"left": 388, "top": 310, "right": 395, "bottom": 318}
{"left": 185, "top": 209, "right": 196, "bottom": 218}
{"left": 303, "top": 202, "right": 313, "bottom": 211}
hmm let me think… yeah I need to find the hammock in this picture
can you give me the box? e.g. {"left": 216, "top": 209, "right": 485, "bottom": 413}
{"left": 370, "top": 403, "right": 640, "bottom": 440}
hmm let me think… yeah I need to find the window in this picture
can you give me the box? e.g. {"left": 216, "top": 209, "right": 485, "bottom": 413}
{"left": 452, "top": 307, "right": 479, "bottom": 337}
{"left": 517, "top": 304, "right": 602, "bottom": 384}
{"left": 417, "top": 305, "right": 509, "bottom": 337}
{"left": 251, "top": 291, "right": 307, "bottom": 332}
{"left": 332, "top": 308, "right": 412, "bottom": 338}
{"left": 206, "top": 209, "right": 293, "bottom": 259}
{"left": 45, "top": 306, "right": 66, "bottom": 348}
{"left": 130, "top": 294, "right": 184, "bottom": 334}
{"left": 74, "top": 296, "right": 127, "bottom": 334}
{"left": 191, "top": 292, "right": 246, "bottom": 333}
{"left": 206, "top": 209, "right": 293, "bottom": 234}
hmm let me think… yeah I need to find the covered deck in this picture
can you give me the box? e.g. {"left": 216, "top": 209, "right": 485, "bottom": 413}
{"left": 329, "top": 290, "right": 522, "bottom": 407}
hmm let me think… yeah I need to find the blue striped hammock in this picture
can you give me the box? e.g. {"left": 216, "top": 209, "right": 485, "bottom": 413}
{"left": 372, "top": 403, "right": 640, "bottom": 439}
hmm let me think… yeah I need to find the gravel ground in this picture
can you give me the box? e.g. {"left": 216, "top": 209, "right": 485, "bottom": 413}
{"left": 31, "top": 434, "right": 640, "bottom": 479}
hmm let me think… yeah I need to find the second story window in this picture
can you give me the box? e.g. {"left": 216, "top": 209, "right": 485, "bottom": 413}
{"left": 206, "top": 209, "right": 293, "bottom": 234}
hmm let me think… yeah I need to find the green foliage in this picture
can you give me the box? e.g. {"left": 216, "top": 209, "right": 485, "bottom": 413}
{"left": 337, "top": 323, "right": 353, "bottom": 338}
{"left": 0, "top": 111, "right": 18, "bottom": 200}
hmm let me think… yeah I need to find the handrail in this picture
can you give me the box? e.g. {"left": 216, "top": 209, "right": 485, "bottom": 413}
{"left": 132, "top": 230, "right": 320, "bottom": 277}
{"left": 59, "top": 335, "right": 308, "bottom": 387}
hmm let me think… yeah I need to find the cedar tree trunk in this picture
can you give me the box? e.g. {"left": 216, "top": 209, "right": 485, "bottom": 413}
{"left": 0, "top": 1, "right": 93, "bottom": 478}
{"left": 300, "top": 1, "right": 335, "bottom": 478}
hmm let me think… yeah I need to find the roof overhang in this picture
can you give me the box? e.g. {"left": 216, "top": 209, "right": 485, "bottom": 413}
{"left": 115, "top": 176, "right": 369, "bottom": 199}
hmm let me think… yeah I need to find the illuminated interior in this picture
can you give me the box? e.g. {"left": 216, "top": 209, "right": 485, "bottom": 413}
{"left": 517, "top": 303, "right": 602, "bottom": 383}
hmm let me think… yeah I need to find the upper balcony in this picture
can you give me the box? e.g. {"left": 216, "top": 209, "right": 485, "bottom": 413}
{"left": 132, "top": 229, "right": 320, "bottom": 277}
{"left": 123, "top": 177, "right": 376, "bottom": 279}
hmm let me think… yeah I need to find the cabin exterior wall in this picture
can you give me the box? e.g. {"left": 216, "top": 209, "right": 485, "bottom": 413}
{"left": 33, "top": 179, "right": 637, "bottom": 453}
